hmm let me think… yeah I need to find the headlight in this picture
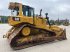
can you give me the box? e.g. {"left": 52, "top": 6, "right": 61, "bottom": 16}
{"left": 12, "top": 17, "right": 20, "bottom": 21}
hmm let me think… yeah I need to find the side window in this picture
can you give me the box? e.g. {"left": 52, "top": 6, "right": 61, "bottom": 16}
{"left": 26, "top": 11, "right": 28, "bottom": 16}
{"left": 31, "top": 10, "right": 33, "bottom": 16}
{"left": 28, "top": 9, "right": 33, "bottom": 17}
{"left": 22, "top": 5, "right": 34, "bottom": 17}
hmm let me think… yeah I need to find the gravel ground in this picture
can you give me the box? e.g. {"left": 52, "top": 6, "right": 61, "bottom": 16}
{"left": 0, "top": 24, "right": 70, "bottom": 52}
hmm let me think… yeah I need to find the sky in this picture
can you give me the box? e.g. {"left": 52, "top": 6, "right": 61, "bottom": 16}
{"left": 0, "top": 0, "right": 70, "bottom": 20}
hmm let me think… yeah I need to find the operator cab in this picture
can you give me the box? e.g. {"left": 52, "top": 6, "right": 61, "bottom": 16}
{"left": 9, "top": 2, "right": 34, "bottom": 17}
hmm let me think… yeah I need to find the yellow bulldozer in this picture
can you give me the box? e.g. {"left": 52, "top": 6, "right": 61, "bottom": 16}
{"left": 3, "top": 2, "right": 67, "bottom": 50}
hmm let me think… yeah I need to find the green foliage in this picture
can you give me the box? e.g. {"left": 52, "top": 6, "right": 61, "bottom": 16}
{"left": 50, "top": 20, "right": 55, "bottom": 25}
{"left": 50, "top": 19, "right": 69, "bottom": 26}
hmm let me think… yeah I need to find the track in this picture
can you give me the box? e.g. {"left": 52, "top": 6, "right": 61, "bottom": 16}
{"left": 7, "top": 24, "right": 66, "bottom": 50}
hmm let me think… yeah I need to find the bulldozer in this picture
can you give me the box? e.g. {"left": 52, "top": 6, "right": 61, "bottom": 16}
{"left": 3, "top": 2, "right": 67, "bottom": 50}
